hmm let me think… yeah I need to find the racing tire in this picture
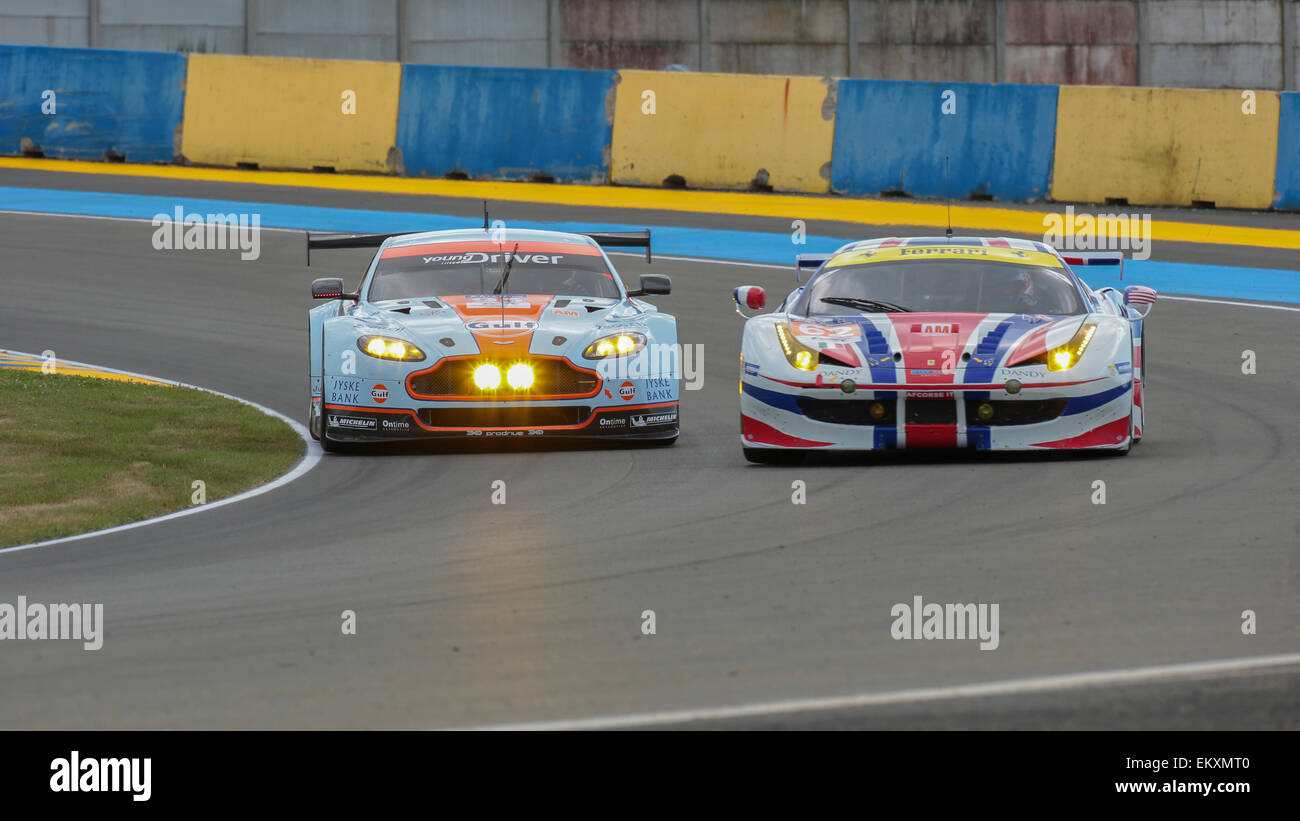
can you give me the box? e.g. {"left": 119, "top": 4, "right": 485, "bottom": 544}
{"left": 319, "top": 427, "right": 349, "bottom": 454}
{"left": 743, "top": 447, "right": 805, "bottom": 465}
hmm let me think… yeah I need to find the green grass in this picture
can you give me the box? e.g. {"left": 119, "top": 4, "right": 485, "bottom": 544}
{"left": 0, "top": 369, "right": 304, "bottom": 548}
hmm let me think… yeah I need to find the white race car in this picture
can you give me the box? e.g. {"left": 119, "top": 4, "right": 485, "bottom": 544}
{"left": 733, "top": 236, "right": 1156, "bottom": 464}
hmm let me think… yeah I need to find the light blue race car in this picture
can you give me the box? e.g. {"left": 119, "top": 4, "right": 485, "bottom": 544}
{"left": 306, "top": 226, "right": 679, "bottom": 451}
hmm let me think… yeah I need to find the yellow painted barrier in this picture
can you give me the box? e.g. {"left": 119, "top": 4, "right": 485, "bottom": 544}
{"left": 611, "top": 70, "right": 835, "bottom": 193}
{"left": 181, "top": 54, "right": 401, "bottom": 173}
{"left": 8, "top": 156, "right": 1300, "bottom": 251}
{"left": 1052, "top": 86, "right": 1280, "bottom": 210}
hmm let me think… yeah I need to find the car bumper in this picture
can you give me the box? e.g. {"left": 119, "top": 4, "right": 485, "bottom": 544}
{"left": 319, "top": 399, "right": 679, "bottom": 442}
{"left": 739, "top": 374, "right": 1132, "bottom": 451}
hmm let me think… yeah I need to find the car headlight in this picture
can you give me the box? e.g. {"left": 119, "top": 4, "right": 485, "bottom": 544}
{"left": 774, "top": 323, "right": 819, "bottom": 371}
{"left": 357, "top": 335, "right": 426, "bottom": 361}
{"left": 582, "top": 332, "right": 647, "bottom": 359}
{"left": 1023, "top": 323, "right": 1097, "bottom": 371}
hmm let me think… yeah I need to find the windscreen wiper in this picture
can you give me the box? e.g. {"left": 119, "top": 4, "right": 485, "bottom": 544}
{"left": 492, "top": 243, "right": 519, "bottom": 295}
{"left": 819, "top": 296, "right": 912, "bottom": 313}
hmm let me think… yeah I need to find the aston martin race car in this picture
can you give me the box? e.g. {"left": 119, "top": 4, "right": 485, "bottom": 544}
{"left": 733, "top": 236, "right": 1156, "bottom": 463}
{"left": 307, "top": 226, "right": 679, "bottom": 451}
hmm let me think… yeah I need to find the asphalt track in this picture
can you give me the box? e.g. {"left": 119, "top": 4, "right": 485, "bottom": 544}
{"left": 1, "top": 169, "right": 1298, "bottom": 729}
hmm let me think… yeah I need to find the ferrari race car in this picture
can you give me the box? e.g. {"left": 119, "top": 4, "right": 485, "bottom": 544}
{"left": 733, "top": 236, "right": 1156, "bottom": 463}
{"left": 308, "top": 226, "right": 679, "bottom": 451}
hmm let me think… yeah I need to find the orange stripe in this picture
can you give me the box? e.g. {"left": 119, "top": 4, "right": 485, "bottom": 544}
{"left": 324, "top": 401, "right": 677, "bottom": 432}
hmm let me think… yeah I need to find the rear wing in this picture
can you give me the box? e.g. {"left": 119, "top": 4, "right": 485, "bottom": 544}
{"left": 1060, "top": 250, "right": 1124, "bottom": 281}
{"left": 794, "top": 253, "right": 830, "bottom": 281}
{"left": 305, "top": 228, "right": 652, "bottom": 266}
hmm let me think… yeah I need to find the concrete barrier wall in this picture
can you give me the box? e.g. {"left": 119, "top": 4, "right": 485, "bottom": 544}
{"left": 396, "top": 65, "right": 615, "bottom": 182}
{"left": 0, "top": 44, "right": 185, "bottom": 162}
{"left": 1147, "top": 0, "right": 1284, "bottom": 89}
{"left": 180, "top": 54, "right": 401, "bottom": 172}
{"left": 853, "top": 0, "right": 997, "bottom": 83}
{"left": 1004, "top": 0, "right": 1137, "bottom": 85}
{"left": 1274, "top": 92, "right": 1300, "bottom": 209}
{"left": 1052, "top": 86, "right": 1281, "bottom": 209}
{"left": 831, "top": 79, "right": 1058, "bottom": 201}
{"left": 610, "top": 69, "right": 836, "bottom": 192}
{"left": 5, "top": 1, "right": 1300, "bottom": 90}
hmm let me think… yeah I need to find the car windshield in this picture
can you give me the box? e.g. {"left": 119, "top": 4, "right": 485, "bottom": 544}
{"left": 367, "top": 242, "right": 622, "bottom": 301}
{"left": 797, "top": 259, "right": 1086, "bottom": 316}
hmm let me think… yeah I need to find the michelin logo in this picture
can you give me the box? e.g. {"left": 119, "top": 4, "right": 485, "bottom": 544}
{"left": 631, "top": 411, "right": 677, "bottom": 427}
{"left": 328, "top": 415, "right": 377, "bottom": 430}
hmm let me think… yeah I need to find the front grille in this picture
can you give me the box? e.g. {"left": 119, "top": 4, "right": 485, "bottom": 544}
{"left": 797, "top": 398, "right": 897, "bottom": 426}
{"left": 418, "top": 406, "right": 592, "bottom": 428}
{"left": 905, "top": 400, "right": 957, "bottom": 424}
{"left": 408, "top": 357, "right": 600, "bottom": 399}
{"left": 965, "top": 399, "right": 1067, "bottom": 426}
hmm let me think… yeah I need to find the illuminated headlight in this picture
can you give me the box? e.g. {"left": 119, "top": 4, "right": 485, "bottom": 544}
{"left": 1017, "top": 323, "right": 1097, "bottom": 372}
{"left": 473, "top": 364, "right": 502, "bottom": 390}
{"left": 774, "top": 324, "right": 819, "bottom": 372}
{"left": 583, "top": 332, "right": 646, "bottom": 359}
{"left": 1045, "top": 323, "right": 1097, "bottom": 371}
{"left": 506, "top": 363, "right": 535, "bottom": 389}
{"left": 357, "top": 335, "right": 425, "bottom": 361}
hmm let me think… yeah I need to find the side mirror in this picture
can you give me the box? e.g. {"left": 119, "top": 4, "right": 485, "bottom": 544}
{"left": 1122, "top": 285, "right": 1156, "bottom": 320}
{"left": 733, "top": 285, "right": 766, "bottom": 317}
{"left": 628, "top": 274, "right": 671, "bottom": 296}
{"left": 312, "top": 277, "right": 353, "bottom": 300}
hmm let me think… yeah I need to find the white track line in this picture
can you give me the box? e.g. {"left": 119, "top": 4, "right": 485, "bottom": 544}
{"left": 462, "top": 651, "right": 1300, "bottom": 730}
{"left": 0, "top": 351, "right": 321, "bottom": 555}
{"left": 1161, "top": 294, "right": 1300, "bottom": 312}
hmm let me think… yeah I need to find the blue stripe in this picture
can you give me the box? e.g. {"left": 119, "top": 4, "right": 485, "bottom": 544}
{"left": 966, "top": 426, "right": 991, "bottom": 450}
{"left": 873, "top": 427, "right": 897, "bottom": 449}
{"left": 742, "top": 382, "right": 804, "bottom": 414}
{"left": 1061, "top": 382, "right": 1131, "bottom": 416}
{"left": 2, "top": 186, "right": 1298, "bottom": 304}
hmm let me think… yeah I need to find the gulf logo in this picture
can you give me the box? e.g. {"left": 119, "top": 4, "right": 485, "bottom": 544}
{"left": 619, "top": 381, "right": 636, "bottom": 401}
{"left": 466, "top": 317, "right": 537, "bottom": 338}
{"left": 371, "top": 384, "right": 389, "bottom": 404}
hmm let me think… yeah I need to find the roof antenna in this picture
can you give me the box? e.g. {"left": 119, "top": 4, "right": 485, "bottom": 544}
{"left": 944, "top": 155, "right": 953, "bottom": 239}
{"left": 483, "top": 200, "right": 489, "bottom": 232}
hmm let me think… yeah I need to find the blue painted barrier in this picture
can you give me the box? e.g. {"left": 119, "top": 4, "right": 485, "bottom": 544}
{"left": 1273, "top": 92, "right": 1300, "bottom": 211}
{"left": 831, "top": 79, "right": 1058, "bottom": 202}
{"left": 396, "top": 65, "right": 616, "bottom": 183}
{"left": 0, "top": 45, "right": 186, "bottom": 163}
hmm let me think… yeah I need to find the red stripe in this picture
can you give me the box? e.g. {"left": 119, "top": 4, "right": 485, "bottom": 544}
{"left": 1032, "top": 416, "right": 1130, "bottom": 448}
{"left": 986, "top": 238, "right": 1011, "bottom": 248}
{"left": 887, "top": 312, "right": 984, "bottom": 385}
{"left": 741, "top": 415, "right": 831, "bottom": 448}
{"left": 905, "top": 423, "right": 957, "bottom": 448}
{"left": 381, "top": 241, "right": 600, "bottom": 259}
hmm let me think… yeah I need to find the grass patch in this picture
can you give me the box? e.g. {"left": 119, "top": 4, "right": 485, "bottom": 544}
{"left": 0, "top": 369, "right": 303, "bottom": 547}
